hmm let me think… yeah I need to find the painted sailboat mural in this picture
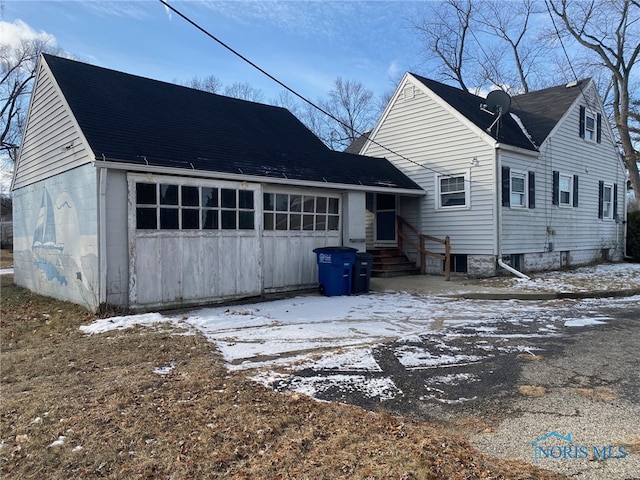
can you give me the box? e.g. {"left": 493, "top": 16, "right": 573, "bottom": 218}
{"left": 32, "top": 191, "right": 64, "bottom": 251}
{"left": 32, "top": 190, "right": 67, "bottom": 285}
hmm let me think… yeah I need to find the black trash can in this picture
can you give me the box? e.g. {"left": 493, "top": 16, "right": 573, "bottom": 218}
{"left": 352, "top": 252, "right": 374, "bottom": 294}
{"left": 313, "top": 246, "right": 358, "bottom": 296}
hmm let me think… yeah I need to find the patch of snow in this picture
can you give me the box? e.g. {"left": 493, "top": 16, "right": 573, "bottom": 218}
{"left": 79, "top": 313, "right": 168, "bottom": 334}
{"left": 292, "top": 348, "right": 382, "bottom": 372}
{"left": 510, "top": 112, "right": 538, "bottom": 148}
{"left": 77, "top": 267, "right": 639, "bottom": 403}
{"left": 564, "top": 317, "right": 609, "bottom": 327}
{"left": 48, "top": 435, "right": 65, "bottom": 447}
{"left": 427, "top": 373, "right": 479, "bottom": 385}
{"left": 153, "top": 363, "right": 175, "bottom": 375}
{"left": 72, "top": 445, "right": 83, "bottom": 452}
{"left": 395, "top": 346, "right": 485, "bottom": 369}
{"left": 280, "top": 374, "right": 402, "bottom": 401}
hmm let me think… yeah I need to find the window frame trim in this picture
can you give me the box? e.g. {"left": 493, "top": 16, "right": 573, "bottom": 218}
{"left": 558, "top": 173, "right": 573, "bottom": 207}
{"left": 509, "top": 172, "right": 527, "bottom": 208}
{"left": 262, "top": 190, "right": 341, "bottom": 233}
{"left": 435, "top": 169, "right": 470, "bottom": 210}
{"left": 600, "top": 182, "right": 614, "bottom": 220}
{"left": 129, "top": 174, "right": 259, "bottom": 233}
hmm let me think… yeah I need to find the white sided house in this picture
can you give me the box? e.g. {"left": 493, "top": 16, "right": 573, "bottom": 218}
{"left": 352, "top": 73, "right": 627, "bottom": 278}
{"left": 11, "top": 55, "right": 422, "bottom": 311}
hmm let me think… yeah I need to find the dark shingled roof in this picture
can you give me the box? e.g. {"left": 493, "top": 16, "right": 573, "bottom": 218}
{"left": 510, "top": 79, "right": 588, "bottom": 146}
{"left": 411, "top": 74, "right": 538, "bottom": 151}
{"left": 343, "top": 131, "right": 370, "bottom": 154}
{"left": 43, "top": 54, "right": 422, "bottom": 192}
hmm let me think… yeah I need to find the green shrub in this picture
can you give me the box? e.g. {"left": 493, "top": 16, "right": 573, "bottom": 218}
{"left": 627, "top": 210, "right": 640, "bottom": 261}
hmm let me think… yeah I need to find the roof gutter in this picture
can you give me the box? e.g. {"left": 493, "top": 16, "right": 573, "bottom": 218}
{"left": 494, "top": 143, "right": 539, "bottom": 157}
{"left": 91, "top": 158, "right": 426, "bottom": 197}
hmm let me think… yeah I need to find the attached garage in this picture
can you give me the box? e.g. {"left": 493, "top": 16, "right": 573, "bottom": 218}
{"left": 11, "top": 54, "right": 422, "bottom": 311}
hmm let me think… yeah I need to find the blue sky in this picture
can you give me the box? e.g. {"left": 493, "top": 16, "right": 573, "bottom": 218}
{"left": 4, "top": 0, "right": 427, "bottom": 102}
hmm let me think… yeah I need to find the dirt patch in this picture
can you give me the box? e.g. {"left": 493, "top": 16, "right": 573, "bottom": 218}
{"left": 517, "top": 385, "right": 548, "bottom": 397}
{"left": 574, "top": 387, "right": 617, "bottom": 402}
{"left": 622, "top": 435, "right": 640, "bottom": 455}
{"left": 0, "top": 273, "right": 566, "bottom": 479}
{"left": 1, "top": 248, "right": 13, "bottom": 269}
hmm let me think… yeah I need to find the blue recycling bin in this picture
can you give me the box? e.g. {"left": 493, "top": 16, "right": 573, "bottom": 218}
{"left": 313, "top": 246, "right": 357, "bottom": 296}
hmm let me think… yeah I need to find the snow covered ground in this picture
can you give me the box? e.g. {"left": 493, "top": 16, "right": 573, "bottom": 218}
{"left": 80, "top": 263, "right": 640, "bottom": 402}
{"left": 484, "top": 262, "right": 640, "bottom": 293}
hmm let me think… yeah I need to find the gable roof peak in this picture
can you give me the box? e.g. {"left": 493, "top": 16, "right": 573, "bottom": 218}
{"left": 36, "top": 54, "right": 421, "bottom": 192}
{"left": 407, "top": 73, "right": 537, "bottom": 152}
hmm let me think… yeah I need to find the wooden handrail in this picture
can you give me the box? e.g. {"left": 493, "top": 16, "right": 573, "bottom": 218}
{"left": 397, "top": 216, "right": 451, "bottom": 281}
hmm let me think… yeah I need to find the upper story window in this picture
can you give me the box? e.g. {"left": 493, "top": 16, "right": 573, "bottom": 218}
{"left": 136, "top": 182, "right": 255, "bottom": 231}
{"left": 584, "top": 114, "right": 596, "bottom": 141}
{"left": 579, "top": 105, "right": 602, "bottom": 143}
{"left": 437, "top": 171, "right": 469, "bottom": 209}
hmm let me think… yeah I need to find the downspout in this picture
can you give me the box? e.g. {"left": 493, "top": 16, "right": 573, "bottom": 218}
{"left": 98, "top": 166, "right": 108, "bottom": 305}
{"left": 495, "top": 148, "right": 531, "bottom": 280}
{"left": 498, "top": 257, "right": 530, "bottom": 279}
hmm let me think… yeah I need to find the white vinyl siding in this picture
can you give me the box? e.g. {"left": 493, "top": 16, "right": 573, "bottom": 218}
{"left": 503, "top": 82, "right": 624, "bottom": 259}
{"left": 12, "top": 60, "right": 92, "bottom": 190}
{"left": 361, "top": 76, "right": 496, "bottom": 256}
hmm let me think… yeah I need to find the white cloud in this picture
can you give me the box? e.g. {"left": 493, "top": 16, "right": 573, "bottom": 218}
{"left": 0, "top": 19, "right": 57, "bottom": 50}
{"left": 386, "top": 60, "right": 399, "bottom": 78}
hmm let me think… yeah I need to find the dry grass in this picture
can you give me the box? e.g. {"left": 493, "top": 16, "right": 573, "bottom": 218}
{"left": 0, "top": 248, "right": 12, "bottom": 269}
{"left": 622, "top": 435, "right": 640, "bottom": 455}
{"left": 574, "top": 387, "right": 617, "bottom": 403}
{"left": 1, "top": 265, "right": 566, "bottom": 479}
{"left": 517, "top": 385, "right": 548, "bottom": 397}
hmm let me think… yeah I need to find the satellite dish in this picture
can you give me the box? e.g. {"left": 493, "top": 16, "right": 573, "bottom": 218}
{"left": 485, "top": 90, "right": 511, "bottom": 115}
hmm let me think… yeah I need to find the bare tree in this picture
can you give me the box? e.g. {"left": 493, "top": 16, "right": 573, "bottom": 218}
{"left": 223, "top": 81, "right": 265, "bottom": 103}
{"left": 271, "top": 90, "right": 303, "bottom": 118}
{"left": 549, "top": 0, "right": 640, "bottom": 200}
{"left": 412, "top": 0, "right": 475, "bottom": 91}
{"left": 318, "top": 77, "right": 378, "bottom": 151}
{"left": 183, "top": 74, "right": 223, "bottom": 94}
{"left": 475, "top": 0, "right": 548, "bottom": 93}
{"left": 1, "top": 37, "right": 60, "bottom": 163}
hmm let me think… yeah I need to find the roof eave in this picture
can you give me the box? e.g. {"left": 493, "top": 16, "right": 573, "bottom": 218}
{"left": 92, "top": 159, "right": 426, "bottom": 196}
{"left": 494, "top": 143, "right": 539, "bottom": 157}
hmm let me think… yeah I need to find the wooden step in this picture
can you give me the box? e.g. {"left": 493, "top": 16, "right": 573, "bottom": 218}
{"left": 368, "top": 248, "right": 422, "bottom": 278}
